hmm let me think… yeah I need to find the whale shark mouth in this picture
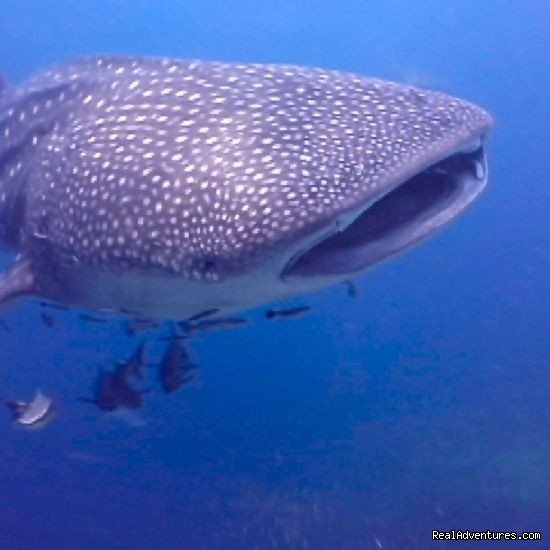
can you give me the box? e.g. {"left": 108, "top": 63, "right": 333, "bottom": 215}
{"left": 282, "top": 143, "right": 488, "bottom": 281}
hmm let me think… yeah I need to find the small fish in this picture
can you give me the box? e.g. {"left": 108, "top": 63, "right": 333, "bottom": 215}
{"left": 186, "top": 308, "right": 220, "bottom": 322}
{"left": 39, "top": 301, "right": 69, "bottom": 311}
{"left": 40, "top": 312, "right": 55, "bottom": 328}
{"left": 119, "top": 308, "right": 142, "bottom": 316}
{"left": 78, "top": 313, "right": 108, "bottom": 324}
{"left": 159, "top": 338, "right": 197, "bottom": 394}
{"left": 80, "top": 368, "right": 147, "bottom": 412}
{"left": 5, "top": 390, "right": 55, "bottom": 428}
{"left": 116, "top": 341, "right": 147, "bottom": 380}
{"left": 265, "top": 306, "right": 311, "bottom": 320}
{"left": 179, "top": 317, "right": 249, "bottom": 334}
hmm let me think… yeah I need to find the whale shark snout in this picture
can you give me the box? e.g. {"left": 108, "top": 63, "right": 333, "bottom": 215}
{"left": 281, "top": 131, "right": 490, "bottom": 284}
{"left": 0, "top": 56, "right": 493, "bottom": 318}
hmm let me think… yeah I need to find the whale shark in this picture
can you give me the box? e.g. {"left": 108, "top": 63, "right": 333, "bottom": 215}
{"left": 0, "top": 56, "right": 492, "bottom": 319}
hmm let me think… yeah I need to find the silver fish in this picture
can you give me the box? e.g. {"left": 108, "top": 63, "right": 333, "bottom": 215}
{"left": 5, "top": 389, "right": 54, "bottom": 427}
{"left": 0, "top": 56, "right": 492, "bottom": 319}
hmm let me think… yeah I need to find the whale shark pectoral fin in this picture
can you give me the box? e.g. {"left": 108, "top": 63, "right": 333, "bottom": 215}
{"left": 0, "top": 256, "right": 37, "bottom": 310}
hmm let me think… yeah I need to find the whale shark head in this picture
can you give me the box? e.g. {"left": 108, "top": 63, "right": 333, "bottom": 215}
{"left": 0, "top": 57, "right": 492, "bottom": 318}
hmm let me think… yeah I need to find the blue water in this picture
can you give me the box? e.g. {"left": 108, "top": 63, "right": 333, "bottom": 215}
{"left": 1, "top": 1, "right": 549, "bottom": 548}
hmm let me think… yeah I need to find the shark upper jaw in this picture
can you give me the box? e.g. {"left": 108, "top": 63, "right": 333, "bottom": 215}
{"left": 281, "top": 135, "right": 490, "bottom": 285}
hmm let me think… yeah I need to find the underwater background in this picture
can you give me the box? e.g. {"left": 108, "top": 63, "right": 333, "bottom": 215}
{"left": 0, "top": 1, "right": 548, "bottom": 548}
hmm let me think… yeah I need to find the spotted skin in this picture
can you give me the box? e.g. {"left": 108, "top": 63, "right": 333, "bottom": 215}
{"left": 0, "top": 56, "right": 492, "bottom": 318}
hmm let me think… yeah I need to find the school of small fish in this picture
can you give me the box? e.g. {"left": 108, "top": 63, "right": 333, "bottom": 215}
{"left": 3, "top": 285, "right": 353, "bottom": 428}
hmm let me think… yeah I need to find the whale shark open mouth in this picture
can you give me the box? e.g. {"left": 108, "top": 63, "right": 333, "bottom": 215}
{"left": 282, "top": 143, "right": 488, "bottom": 280}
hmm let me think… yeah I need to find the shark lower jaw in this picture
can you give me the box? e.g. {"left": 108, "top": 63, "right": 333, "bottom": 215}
{"left": 281, "top": 139, "right": 489, "bottom": 283}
